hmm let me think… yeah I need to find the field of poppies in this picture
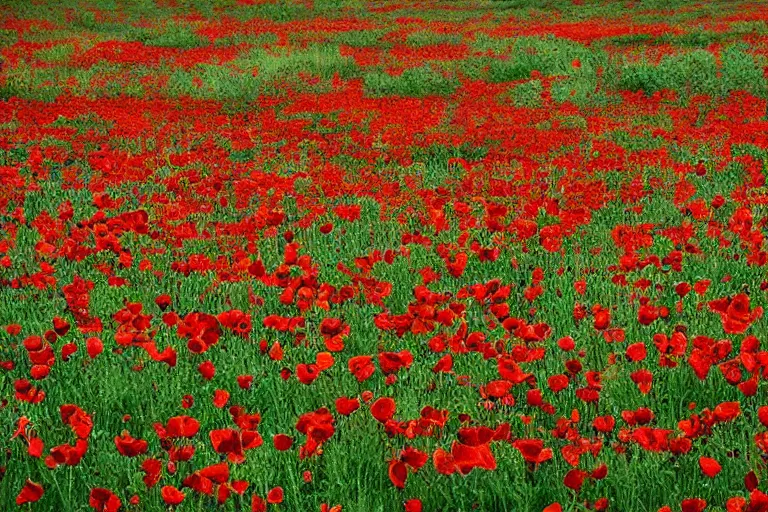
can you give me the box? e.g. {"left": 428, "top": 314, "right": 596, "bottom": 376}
{"left": 2, "top": 0, "right": 768, "bottom": 511}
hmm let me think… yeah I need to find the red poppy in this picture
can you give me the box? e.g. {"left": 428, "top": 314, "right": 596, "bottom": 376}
{"left": 631, "top": 369, "right": 653, "bottom": 394}
{"left": 593, "top": 416, "right": 615, "bottom": 433}
{"left": 198, "top": 360, "right": 216, "bottom": 380}
{"left": 114, "top": 431, "right": 148, "bottom": 457}
{"left": 681, "top": 498, "right": 707, "bottom": 512}
{"left": 626, "top": 343, "right": 647, "bottom": 362}
{"left": 213, "top": 389, "right": 230, "bottom": 408}
{"left": 513, "top": 439, "right": 553, "bottom": 465}
{"left": 273, "top": 434, "right": 293, "bottom": 451}
{"left": 563, "top": 469, "right": 587, "bottom": 491}
{"left": 16, "top": 480, "right": 44, "bottom": 505}
{"left": 154, "top": 294, "right": 172, "bottom": 310}
{"left": 251, "top": 495, "right": 266, "bottom": 512}
{"left": 708, "top": 294, "right": 763, "bottom": 334}
{"left": 378, "top": 350, "right": 413, "bottom": 374}
{"left": 371, "top": 397, "right": 396, "bottom": 423}
{"left": 699, "top": 457, "right": 722, "bottom": 478}
{"left": 267, "top": 487, "right": 284, "bottom": 504}
{"left": 86, "top": 337, "right": 103, "bottom": 358}
{"left": 451, "top": 441, "right": 497, "bottom": 475}
{"left": 142, "top": 458, "right": 162, "bottom": 488}
{"left": 295, "top": 408, "right": 335, "bottom": 459}
{"left": 433, "top": 447, "right": 456, "bottom": 475}
{"left": 210, "top": 429, "right": 246, "bottom": 463}
{"left": 296, "top": 363, "right": 320, "bottom": 385}
{"left": 404, "top": 498, "right": 423, "bottom": 512}
{"left": 335, "top": 396, "right": 360, "bottom": 416}
{"left": 548, "top": 374, "right": 569, "bottom": 393}
{"left": 758, "top": 406, "right": 768, "bottom": 428}
{"left": 388, "top": 459, "right": 408, "bottom": 488}
{"left": 161, "top": 486, "right": 185, "bottom": 505}
{"left": 348, "top": 355, "right": 376, "bottom": 382}
{"left": 89, "top": 488, "right": 122, "bottom": 512}
{"left": 237, "top": 375, "right": 254, "bottom": 389}
{"left": 713, "top": 402, "right": 741, "bottom": 423}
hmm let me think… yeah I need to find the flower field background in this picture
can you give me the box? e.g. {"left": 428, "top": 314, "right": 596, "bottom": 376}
{"left": 2, "top": 0, "right": 768, "bottom": 510}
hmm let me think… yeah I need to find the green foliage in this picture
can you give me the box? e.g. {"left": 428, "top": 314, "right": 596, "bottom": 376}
{"left": 486, "top": 36, "right": 606, "bottom": 83}
{"left": 333, "top": 29, "right": 388, "bottom": 47}
{"left": 619, "top": 47, "right": 766, "bottom": 98}
{"left": 364, "top": 65, "right": 460, "bottom": 97}
{"left": 721, "top": 44, "right": 766, "bottom": 96}
{"left": 132, "top": 21, "right": 207, "bottom": 48}
{"left": 33, "top": 43, "right": 74, "bottom": 63}
{"left": 509, "top": 79, "right": 543, "bottom": 107}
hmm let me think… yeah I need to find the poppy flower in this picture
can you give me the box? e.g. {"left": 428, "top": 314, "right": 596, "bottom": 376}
{"left": 548, "top": 374, "right": 569, "bottom": 393}
{"left": 28, "top": 437, "right": 44, "bottom": 458}
{"left": 758, "top": 406, "right": 768, "bottom": 428}
{"left": 251, "top": 495, "right": 266, "bottom": 512}
{"left": 335, "top": 396, "right": 360, "bottom": 416}
{"left": 593, "top": 416, "right": 615, "bottom": 433}
{"left": 699, "top": 457, "right": 722, "bottom": 478}
{"left": 237, "top": 375, "right": 254, "bottom": 389}
{"left": 86, "top": 337, "right": 103, "bottom": 358}
{"left": 388, "top": 459, "right": 408, "bottom": 489}
{"left": 16, "top": 480, "right": 44, "bottom": 505}
{"left": 30, "top": 365, "right": 50, "bottom": 380}
{"left": 217, "top": 310, "right": 252, "bottom": 336}
{"left": 295, "top": 408, "right": 335, "bottom": 459}
{"left": 60, "top": 404, "right": 93, "bottom": 439}
{"left": 432, "top": 447, "right": 456, "bottom": 475}
{"left": 563, "top": 469, "right": 587, "bottom": 491}
{"left": 198, "top": 360, "right": 216, "bottom": 380}
{"left": 626, "top": 342, "right": 647, "bottom": 362}
{"left": 141, "top": 458, "right": 162, "bottom": 488}
{"left": 713, "top": 402, "right": 741, "bottom": 423}
{"left": 371, "top": 397, "right": 396, "bottom": 423}
{"left": 513, "top": 439, "right": 553, "bottom": 465}
{"left": 680, "top": 498, "right": 707, "bottom": 512}
{"left": 591, "top": 463, "right": 608, "bottom": 480}
{"left": 273, "top": 434, "right": 293, "bottom": 451}
{"left": 267, "top": 487, "right": 283, "bottom": 504}
{"left": 161, "top": 486, "right": 185, "bottom": 505}
{"left": 268, "top": 342, "right": 284, "bottom": 361}
{"left": 210, "top": 429, "right": 247, "bottom": 462}
{"left": 708, "top": 294, "right": 763, "bottom": 334}
{"left": 154, "top": 294, "right": 172, "bottom": 311}
{"left": 378, "top": 350, "right": 413, "bottom": 374}
{"left": 405, "top": 499, "right": 423, "bottom": 512}
{"left": 557, "top": 336, "right": 575, "bottom": 351}
{"left": 213, "top": 389, "right": 230, "bottom": 408}
{"left": 89, "top": 488, "right": 122, "bottom": 512}
{"left": 592, "top": 306, "right": 611, "bottom": 330}
{"left": 316, "top": 352, "right": 334, "bottom": 371}
{"left": 630, "top": 369, "right": 653, "bottom": 394}
{"left": 451, "top": 441, "right": 497, "bottom": 475}
{"left": 432, "top": 354, "right": 453, "bottom": 373}
{"left": 114, "top": 431, "right": 148, "bottom": 457}
{"left": 296, "top": 363, "right": 320, "bottom": 385}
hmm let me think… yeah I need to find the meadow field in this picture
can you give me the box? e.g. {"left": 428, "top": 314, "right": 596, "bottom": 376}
{"left": 1, "top": 0, "right": 768, "bottom": 510}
